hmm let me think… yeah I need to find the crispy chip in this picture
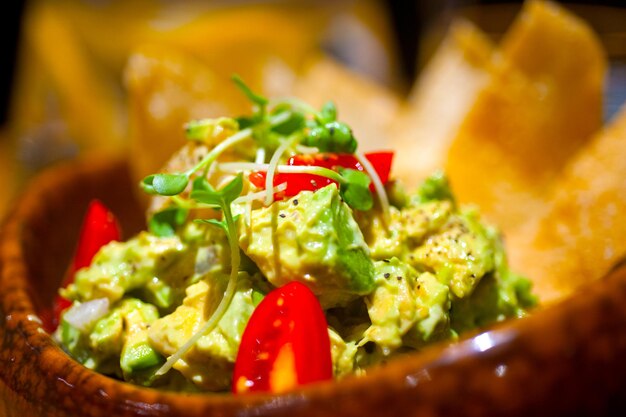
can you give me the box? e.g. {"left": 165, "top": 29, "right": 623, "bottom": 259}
{"left": 125, "top": 46, "right": 237, "bottom": 189}
{"left": 124, "top": 45, "right": 306, "bottom": 186}
{"left": 445, "top": 0, "right": 606, "bottom": 228}
{"left": 508, "top": 105, "right": 626, "bottom": 302}
{"left": 391, "top": 20, "right": 494, "bottom": 186}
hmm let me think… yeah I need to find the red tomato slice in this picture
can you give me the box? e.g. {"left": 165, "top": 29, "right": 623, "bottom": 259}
{"left": 70, "top": 199, "right": 122, "bottom": 276}
{"left": 362, "top": 151, "right": 393, "bottom": 185}
{"left": 42, "top": 199, "right": 121, "bottom": 332}
{"left": 232, "top": 281, "right": 332, "bottom": 394}
{"left": 248, "top": 151, "right": 394, "bottom": 199}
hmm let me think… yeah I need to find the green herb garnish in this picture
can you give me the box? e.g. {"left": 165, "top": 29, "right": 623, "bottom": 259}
{"left": 148, "top": 206, "right": 189, "bottom": 237}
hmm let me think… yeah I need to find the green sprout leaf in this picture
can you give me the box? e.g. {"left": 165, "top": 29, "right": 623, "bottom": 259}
{"left": 271, "top": 110, "right": 305, "bottom": 135}
{"left": 191, "top": 176, "right": 212, "bottom": 193}
{"left": 326, "top": 121, "right": 357, "bottom": 153}
{"left": 149, "top": 206, "right": 189, "bottom": 237}
{"left": 231, "top": 74, "right": 268, "bottom": 107}
{"left": 190, "top": 174, "right": 243, "bottom": 207}
{"left": 319, "top": 101, "right": 337, "bottom": 123}
{"left": 196, "top": 214, "right": 241, "bottom": 233}
{"left": 414, "top": 171, "right": 455, "bottom": 205}
{"left": 220, "top": 173, "right": 244, "bottom": 204}
{"left": 141, "top": 175, "right": 158, "bottom": 195}
{"left": 184, "top": 118, "right": 238, "bottom": 142}
{"left": 303, "top": 120, "right": 356, "bottom": 154}
{"left": 339, "top": 168, "right": 373, "bottom": 211}
{"left": 150, "top": 173, "right": 190, "bottom": 196}
{"left": 235, "top": 115, "right": 256, "bottom": 130}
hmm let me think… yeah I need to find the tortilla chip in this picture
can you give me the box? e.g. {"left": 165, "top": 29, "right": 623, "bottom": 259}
{"left": 125, "top": 45, "right": 305, "bottom": 186}
{"left": 445, "top": 0, "right": 606, "bottom": 228}
{"left": 391, "top": 20, "right": 494, "bottom": 187}
{"left": 295, "top": 55, "right": 401, "bottom": 152}
{"left": 508, "top": 104, "right": 626, "bottom": 302}
{"left": 125, "top": 46, "right": 236, "bottom": 188}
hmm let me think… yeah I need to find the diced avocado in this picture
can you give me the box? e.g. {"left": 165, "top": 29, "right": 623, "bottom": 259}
{"left": 148, "top": 272, "right": 263, "bottom": 391}
{"left": 412, "top": 171, "right": 455, "bottom": 205}
{"left": 364, "top": 259, "right": 420, "bottom": 354}
{"left": 356, "top": 200, "right": 452, "bottom": 261}
{"left": 450, "top": 225, "right": 536, "bottom": 334}
{"left": 355, "top": 206, "right": 405, "bottom": 260}
{"left": 118, "top": 300, "right": 163, "bottom": 384}
{"left": 67, "top": 232, "right": 191, "bottom": 306}
{"left": 401, "top": 201, "right": 453, "bottom": 245}
{"left": 121, "top": 335, "right": 164, "bottom": 378}
{"left": 363, "top": 259, "right": 450, "bottom": 355}
{"left": 404, "top": 272, "right": 452, "bottom": 348}
{"left": 122, "top": 340, "right": 163, "bottom": 372}
{"left": 66, "top": 224, "right": 228, "bottom": 311}
{"left": 409, "top": 209, "right": 495, "bottom": 299}
{"left": 57, "top": 298, "right": 160, "bottom": 380}
{"left": 239, "top": 184, "right": 375, "bottom": 307}
{"left": 328, "top": 328, "right": 358, "bottom": 378}
{"left": 89, "top": 310, "right": 123, "bottom": 356}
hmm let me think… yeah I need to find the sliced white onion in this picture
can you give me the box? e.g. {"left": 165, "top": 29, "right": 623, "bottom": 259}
{"left": 265, "top": 136, "right": 297, "bottom": 206}
{"left": 233, "top": 183, "right": 287, "bottom": 204}
{"left": 355, "top": 150, "right": 390, "bottom": 223}
{"left": 63, "top": 298, "right": 110, "bottom": 332}
{"left": 254, "top": 147, "right": 266, "bottom": 164}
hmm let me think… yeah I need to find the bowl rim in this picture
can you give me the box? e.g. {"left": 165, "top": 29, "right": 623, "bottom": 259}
{"left": 2, "top": 153, "right": 626, "bottom": 416}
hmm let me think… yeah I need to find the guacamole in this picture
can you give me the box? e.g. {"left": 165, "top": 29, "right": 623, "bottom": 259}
{"left": 55, "top": 87, "right": 535, "bottom": 392}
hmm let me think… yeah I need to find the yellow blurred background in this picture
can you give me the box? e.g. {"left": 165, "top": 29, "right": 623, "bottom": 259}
{"left": 0, "top": 0, "right": 404, "bottom": 218}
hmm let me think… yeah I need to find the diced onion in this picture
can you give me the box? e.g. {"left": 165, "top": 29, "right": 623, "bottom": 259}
{"left": 63, "top": 298, "right": 110, "bottom": 332}
{"left": 233, "top": 183, "right": 287, "bottom": 204}
{"left": 355, "top": 150, "right": 390, "bottom": 223}
{"left": 265, "top": 137, "right": 297, "bottom": 205}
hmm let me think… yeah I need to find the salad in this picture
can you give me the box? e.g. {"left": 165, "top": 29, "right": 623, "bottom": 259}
{"left": 49, "top": 77, "right": 535, "bottom": 393}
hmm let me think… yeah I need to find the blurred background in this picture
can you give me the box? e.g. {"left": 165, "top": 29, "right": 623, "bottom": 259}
{"left": 0, "top": 0, "right": 625, "bottom": 220}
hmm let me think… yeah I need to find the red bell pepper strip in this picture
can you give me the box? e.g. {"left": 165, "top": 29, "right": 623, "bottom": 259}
{"left": 232, "top": 281, "right": 332, "bottom": 394}
{"left": 249, "top": 151, "right": 394, "bottom": 199}
{"left": 41, "top": 199, "right": 121, "bottom": 332}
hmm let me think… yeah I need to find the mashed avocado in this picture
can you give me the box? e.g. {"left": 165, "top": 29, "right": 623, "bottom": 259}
{"left": 55, "top": 93, "right": 535, "bottom": 392}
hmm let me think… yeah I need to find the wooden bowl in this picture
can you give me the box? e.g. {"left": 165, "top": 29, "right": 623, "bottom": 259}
{"left": 2, "top": 153, "right": 626, "bottom": 417}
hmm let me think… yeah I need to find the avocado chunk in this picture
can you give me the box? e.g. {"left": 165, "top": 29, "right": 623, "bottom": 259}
{"left": 328, "top": 328, "right": 359, "bottom": 378}
{"left": 121, "top": 340, "right": 162, "bottom": 373}
{"left": 357, "top": 201, "right": 453, "bottom": 260}
{"left": 148, "top": 272, "right": 263, "bottom": 391}
{"left": 58, "top": 298, "right": 160, "bottom": 379}
{"left": 116, "top": 300, "right": 164, "bottom": 385}
{"left": 363, "top": 258, "right": 450, "bottom": 355}
{"left": 67, "top": 232, "right": 193, "bottom": 308}
{"left": 409, "top": 209, "right": 495, "bottom": 299}
{"left": 239, "top": 184, "right": 375, "bottom": 307}
{"left": 450, "top": 225, "right": 537, "bottom": 334}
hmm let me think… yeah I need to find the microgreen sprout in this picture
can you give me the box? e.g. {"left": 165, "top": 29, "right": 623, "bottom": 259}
{"left": 154, "top": 174, "right": 244, "bottom": 377}
{"left": 302, "top": 101, "right": 357, "bottom": 154}
{"left": 231, "top": 74, "right": 268, "bottom": 109}
{"left": 148, "top": 206, "right": 189, "bottom": 237}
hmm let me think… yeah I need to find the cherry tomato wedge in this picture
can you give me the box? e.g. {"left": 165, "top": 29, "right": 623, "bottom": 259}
{"left": 70, "top": 199, "right": 122, "bottom": 275}
{"left": 233, "top": 281, "right": 332, "bottom": 394}
{"left": 42, "top": 199, "right": 121, "bottom": 332}
{"left": 249, "top": 151, "right": 393, "bottom": 199}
